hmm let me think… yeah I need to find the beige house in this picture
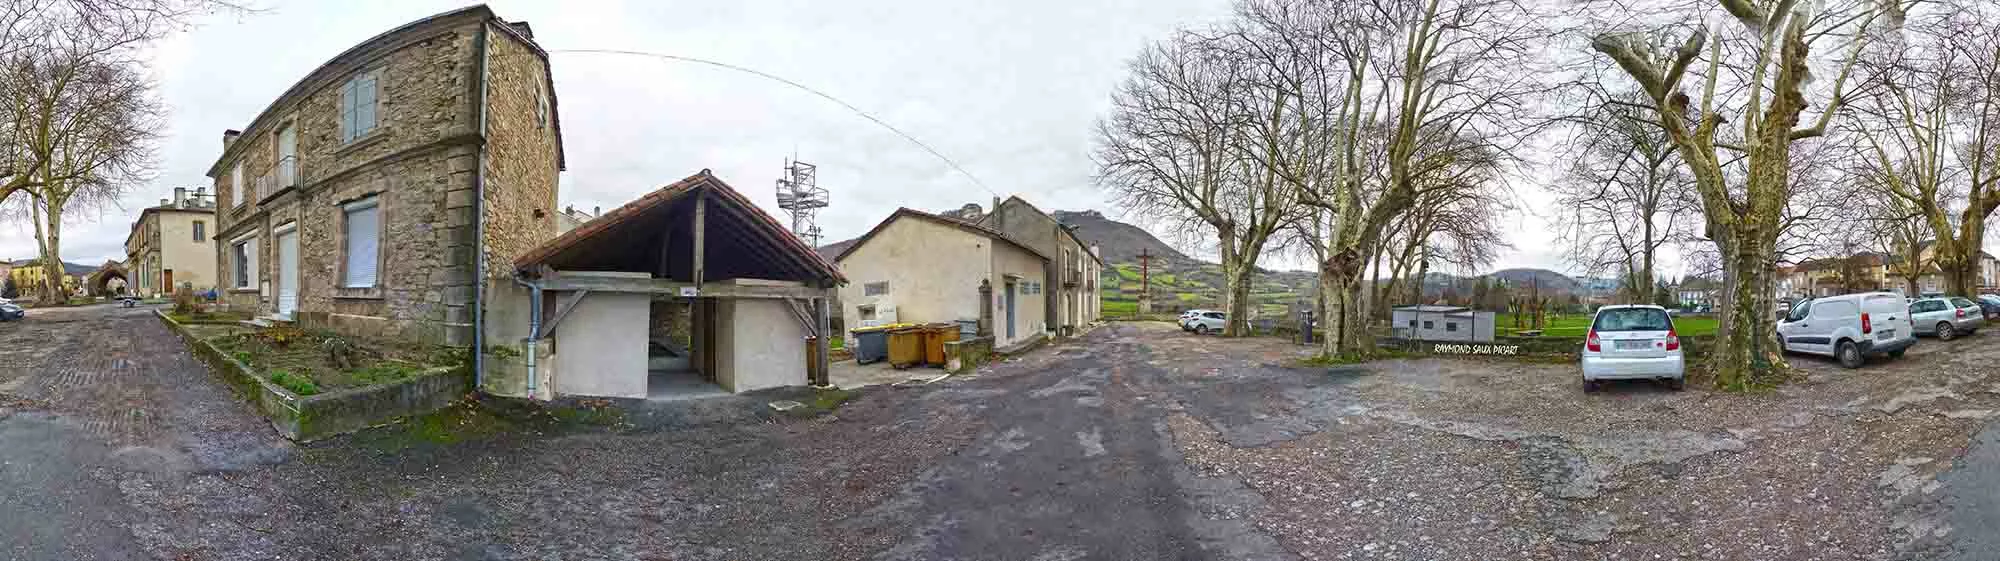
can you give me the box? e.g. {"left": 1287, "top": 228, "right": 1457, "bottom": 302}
{"left": 206, "top": 5, "right": 563, "bottom": 345}
{"left": 125, "top": 187, "right": 219, "bottom": 297}
{"left": 834, "top": 208, "right": 1048, "bottom": 349}
{"left": 981, "top": 196, "right": 1103, "bottom": 336}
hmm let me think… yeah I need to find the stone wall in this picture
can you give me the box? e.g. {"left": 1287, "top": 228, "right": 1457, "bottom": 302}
{"left": 478, "top": 23, "right": 562, "bottom": 274}
{"left": 201, "top": 11, "right": 561, "bottom": 348}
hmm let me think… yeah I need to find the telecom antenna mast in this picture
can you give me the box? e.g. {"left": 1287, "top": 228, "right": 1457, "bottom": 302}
{"left": 774, "top": 158, "right": 828, "bottom": 246}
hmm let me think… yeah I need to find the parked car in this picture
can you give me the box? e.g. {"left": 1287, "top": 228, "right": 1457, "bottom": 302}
{"left": 1910, "top": 296, "right": 1985, "bottom": 341}
{"left": 1178, "top": 309, "right": 1214, "bottom": 331}
{"left": 1186, "top": 311, "right": 1227, "bottom": 334}
{"left": 1777, "top": 292, "right": 1916, "bottom": 368}
{"left": 1580, "top": 305, "right": 1684, "bottom": 391}
{"left": 0, "top": 302, "right": 22, "bottom": 322}
{"left": 1976, "top": 294, "right": 2000, "bottom": 320}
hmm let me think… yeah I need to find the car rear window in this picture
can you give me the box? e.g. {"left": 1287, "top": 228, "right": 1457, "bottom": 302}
{"left": 1592, "top": 308, "right": 1672, "bottom": 332}
{"left": 1952, "top": 297, "right": 1976, "bottom": 308}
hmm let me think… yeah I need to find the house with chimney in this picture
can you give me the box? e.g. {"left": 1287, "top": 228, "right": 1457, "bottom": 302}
{"left": 977, "top": 197, "right": 1104, "bottom": 336}
{"left": 125, "top": 187, "right": 218, "bottom": 297}
{"left": 205, "top": 5, "right": 563, "bottom": 345}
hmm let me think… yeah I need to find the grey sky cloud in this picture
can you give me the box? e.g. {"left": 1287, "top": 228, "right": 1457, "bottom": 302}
{"left": 2, "top": 0, "right": 1600, "bottom": 277}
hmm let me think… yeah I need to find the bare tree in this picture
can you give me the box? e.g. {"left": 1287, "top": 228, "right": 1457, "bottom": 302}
{"left": 1590, "top": 0, "right": 1906, "bottom": 390}
{"left": 1843, "top": 3, "right": 2000, "bottom": 296}
{"left": 0, "top": 0, "right": 224, "bottom": 205}
{"left": 1554, "top": 92, "right": 1692, "bottom": 303}
{"left": 1306, "top": 0, "right": 1543, "bottom": 357}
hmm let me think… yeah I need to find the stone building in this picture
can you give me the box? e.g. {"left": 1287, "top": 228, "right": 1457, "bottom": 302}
{"left": 980, "top": 196, "right": 1103, "bottom": 336}
{"left": 205, "top": 5, "right": 563, "bottom": 345}
{"left": 125, "top": 187, "right": 218, "bottom": 297}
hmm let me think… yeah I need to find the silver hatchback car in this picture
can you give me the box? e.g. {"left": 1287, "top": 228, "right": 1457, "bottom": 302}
{"left": 1910, "top": 297, "right": 1985, "bottom": 341}
{"left": 1580, "top": 305, "right": 1685, "bottom": 391}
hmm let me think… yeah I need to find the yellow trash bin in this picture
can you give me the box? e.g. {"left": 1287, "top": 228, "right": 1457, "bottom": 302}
{"left": 887, "top": 327, "right": 926, "bottom": 369}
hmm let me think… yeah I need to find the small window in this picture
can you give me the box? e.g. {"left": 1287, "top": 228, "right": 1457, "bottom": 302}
{"left": 1446, "top": 322, "right": 1458, "bottom": 332}
{"left": 192, "top": 221, "right": 205, "bottom": 242}
{"left": 343, "top": 199, "right": 381, "bottom": 288}
{"left": 231, "top": 238, "right": 257, "bottom": 289}
{"left": 339, "top": 70, "right": 380, "bottom": 143}
{"left": 1408, "top": 319, "right": 1417, "bottom": 328}
{"left": 858, "top": 305, "right": 876, "bottom": 320}
{"left": 231, "top": 163, "right": 244, "bottom": 206}
{"left": 535, "top": 83, "right": 550, "bottom": 130}
{"left": 864, "top": 281, "right": 888, "bottom": 296}
{"left": 1422, "top": 321, "right": 1434, "bottom": 329}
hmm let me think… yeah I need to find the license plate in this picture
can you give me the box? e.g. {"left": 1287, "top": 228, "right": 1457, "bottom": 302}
{"left": 1615, "top": 340, "right": 1651, "bottom": 350}
{"left": 1878, "top": 329, "right": 1896, "bottom": 340}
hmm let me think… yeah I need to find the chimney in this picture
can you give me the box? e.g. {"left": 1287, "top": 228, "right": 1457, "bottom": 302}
{"left": 160, "top": 198, "right": 169, "bottom": 207}
{"left": 991, "top": 197, "right": 1003, "bottom": 230}
{"left": 592, "top": 206, "right": 600, "bottom": 216}
{"left": 172, "top": 187, "right": 186, "bottom": 208}
{"left": 223, "top": 129, "right": 240, "bottom": 149}
{"left": 1091, "top": 244, "right": 1101, "bottom": 258}
{"left": 507, "top": 21, "right": 535, "bottom": 39}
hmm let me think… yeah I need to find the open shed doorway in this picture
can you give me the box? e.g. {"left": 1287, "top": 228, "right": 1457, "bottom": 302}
{"left": 502, "top": 170, "right": 845, "bottom": 402}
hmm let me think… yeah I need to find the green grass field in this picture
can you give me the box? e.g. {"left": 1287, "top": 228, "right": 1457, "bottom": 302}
{"left": 1494, "top": 313, "right": 1718, "bottom": 337}
{"left": 1103, "top": 299, "right": 1139, "bottom": 315}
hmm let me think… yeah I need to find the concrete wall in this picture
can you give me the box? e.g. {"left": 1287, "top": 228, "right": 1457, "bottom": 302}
{"left": 551, "top": 290, "right": 651, "bottom": 399}
{"left": 989, "top": 239, "right": 1048, "bottom": 348}
{"left": 715, "top": 297, "right": 808, "bottom": 393}
{"left": 837, "top": 217, "right": 992, "bottom": 328}
{"left": 157, "top": 210, "right": 217, "bottom": 292}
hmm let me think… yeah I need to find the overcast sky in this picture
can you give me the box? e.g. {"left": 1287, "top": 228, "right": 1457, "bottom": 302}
{"left": 0, "top": 0, "right": 1588, "bottom": 275}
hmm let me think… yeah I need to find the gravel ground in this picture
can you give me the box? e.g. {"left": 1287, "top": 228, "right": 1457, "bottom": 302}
{"left": 6, "top": 308, "right": 1999, "bottom": 560}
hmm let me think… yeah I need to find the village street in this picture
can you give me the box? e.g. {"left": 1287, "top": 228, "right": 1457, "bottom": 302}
{"left": 5, "top": 307, "right": 2000, "bottom": 560}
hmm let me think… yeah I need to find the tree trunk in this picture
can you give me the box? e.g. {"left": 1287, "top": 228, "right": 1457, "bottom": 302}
{"left": 1217, "top": 224, "right": 1252, "bottom": 337}
{"left": 1709, "top": 219, "right": 1787, "bottom": 390}
{"left": 43, "top": 206, "right": 64, "bottom": 301}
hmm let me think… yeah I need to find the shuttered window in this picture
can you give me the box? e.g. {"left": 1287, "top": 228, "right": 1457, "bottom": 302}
{"left": 339, "top": 71, "right": 380, "bottom": 144}
{"left": 343, "top": 199, "right": 380, "bottom": 288}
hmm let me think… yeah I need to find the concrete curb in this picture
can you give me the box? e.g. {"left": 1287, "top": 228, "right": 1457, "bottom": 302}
{"left": 156, "top": 309, "right": 468, "bottom": 442}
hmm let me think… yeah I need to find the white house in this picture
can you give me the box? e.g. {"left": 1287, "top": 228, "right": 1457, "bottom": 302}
{"left": 1391, "top": 305, "right": 1496, "bottom": 342}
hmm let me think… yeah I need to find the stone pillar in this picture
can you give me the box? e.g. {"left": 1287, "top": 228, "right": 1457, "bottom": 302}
{"left": 441, "top": 145, "right": 481, "bottom": 346}
{"left": 978, "top": 279, "right": 993, "bottom": 337}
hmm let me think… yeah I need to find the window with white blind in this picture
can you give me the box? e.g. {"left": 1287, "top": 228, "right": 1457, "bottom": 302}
{"left": 343, "top": 199, "right": 380, "bottom": 288}
{"left": 339, "top": 71, "right": 380, "bottom": 144}
{"left": 231, "top": 237, "right": 257, "bottom": 289}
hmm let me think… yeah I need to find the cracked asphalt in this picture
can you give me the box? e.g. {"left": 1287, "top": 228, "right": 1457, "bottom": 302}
{"left": 5, "top": 306, "right": 2000, "bottom": 560}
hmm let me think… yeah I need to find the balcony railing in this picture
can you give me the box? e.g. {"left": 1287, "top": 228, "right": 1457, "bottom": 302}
{"left": 253, "top": 155, "right": 298, "bottom": 202}
{"left": 1064, "top": 268, "right": 1082, "bottom": 288}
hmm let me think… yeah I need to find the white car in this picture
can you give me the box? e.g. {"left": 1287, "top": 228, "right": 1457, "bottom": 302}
{"left": 1777, "top": 292, "right": 1916, "bottom": 368}
{"left": 1185, "top": 310, "right": 1226, "bottom": 334}
{"left": 1581, "top": 305, "right": 1684, "bottom": 391}
{"left": 1178, "top": 309, "right": 1214, "bottom": 330}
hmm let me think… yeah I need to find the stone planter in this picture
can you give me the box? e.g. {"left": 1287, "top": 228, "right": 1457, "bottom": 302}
{"left": 157, "top": 310, "right": 468, "bottom": 441}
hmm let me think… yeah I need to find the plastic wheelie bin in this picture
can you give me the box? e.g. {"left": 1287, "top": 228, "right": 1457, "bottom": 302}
{"left": 850, "top": 326, "right": 891, "bottom": 364}
{"left": 887, "top": 326, "right": 926, "bottom": 368}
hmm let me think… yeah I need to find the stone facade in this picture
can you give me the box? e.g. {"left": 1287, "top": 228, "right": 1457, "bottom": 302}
{"left": 205, "top": 6, "right": 561, "bottom": 345}
{"left": 982, "top": 197, "right": 1103, "bottom": 335}
{"left": 123, "top": 189, "right": 218, "bottom": 297}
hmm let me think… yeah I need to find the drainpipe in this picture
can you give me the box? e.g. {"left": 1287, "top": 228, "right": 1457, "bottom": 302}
{"left": 514, "top": 274, "right": 543, "bottom": 398}
{"left": 471, "top": 22, "right": 491, "bottom": 389}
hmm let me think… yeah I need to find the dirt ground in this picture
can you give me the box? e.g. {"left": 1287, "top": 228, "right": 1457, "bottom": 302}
{"left": 5, "top": 308, "right": 1999, "bottom": 560}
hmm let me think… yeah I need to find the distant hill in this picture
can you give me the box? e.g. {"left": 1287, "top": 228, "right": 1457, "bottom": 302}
{"left": 1488, "top": 268, "right": 1582, "bottom": 292}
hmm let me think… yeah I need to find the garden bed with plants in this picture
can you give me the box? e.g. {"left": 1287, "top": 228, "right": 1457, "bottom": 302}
{"left": 157, "top": 311, "right": 469, "bottom": 441}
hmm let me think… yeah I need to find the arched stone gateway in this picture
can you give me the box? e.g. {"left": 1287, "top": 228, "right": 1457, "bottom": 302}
{"left": 87, "top": 260, "right": 128, "bottom": 297}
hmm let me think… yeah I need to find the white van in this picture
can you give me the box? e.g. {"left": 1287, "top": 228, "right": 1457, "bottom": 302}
{"left": 1777, "top": 292, "right": 1917, "bottom": 368}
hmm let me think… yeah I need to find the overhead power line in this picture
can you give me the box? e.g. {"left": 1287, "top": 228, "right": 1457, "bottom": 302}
{"left": 548, "top": 49, "right": 998, "bottom": 197}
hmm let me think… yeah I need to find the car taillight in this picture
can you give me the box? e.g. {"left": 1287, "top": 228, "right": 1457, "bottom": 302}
{"left": 1958, "top": 308, "right": 1967, "bottom": 318}
{"left": 1861, "top": 313, "right": 1872, "bottom": 334}
{"left": 1665, "top": 329, "right": 1680, "bottom": 351}
{"left": 1586, "top": 330, "right": 1601, "bottom": 352}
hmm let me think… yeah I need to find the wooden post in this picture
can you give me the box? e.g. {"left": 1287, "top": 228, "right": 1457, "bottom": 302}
{"left": 814, "top": 286, "right": 832, "bottom": 386}
{"left": 692, "top": 193, "right": 706, "bottom": 287}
